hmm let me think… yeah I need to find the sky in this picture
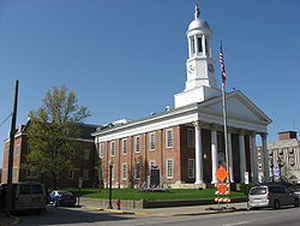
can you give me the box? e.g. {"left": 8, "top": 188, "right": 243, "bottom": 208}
{"left": 0, "top": 1, "right": 300, "bottom": 168}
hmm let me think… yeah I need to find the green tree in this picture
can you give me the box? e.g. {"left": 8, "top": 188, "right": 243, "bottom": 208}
{"left": 25, "top": 86, "right": 90, "bottom": 189}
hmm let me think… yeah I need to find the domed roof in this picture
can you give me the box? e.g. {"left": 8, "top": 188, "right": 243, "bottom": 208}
{"left": 188, "top": 18, "right": 210, "bottom": 31}
{"left": 187, "top": 4, "right": 210, "bottom": 32}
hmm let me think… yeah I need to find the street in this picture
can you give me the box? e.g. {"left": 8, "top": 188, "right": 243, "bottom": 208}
{"left": 17, "top": 206, "right": 300, "bottom": 226}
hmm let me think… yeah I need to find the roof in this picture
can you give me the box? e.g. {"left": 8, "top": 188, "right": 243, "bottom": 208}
{"left": 92, "top": 89, "right": 272, "bottom": 138}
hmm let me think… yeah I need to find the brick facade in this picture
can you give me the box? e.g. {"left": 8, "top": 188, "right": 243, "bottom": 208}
{"left": 100, "top": 125, "right": 252, "bottom": 188}
{"left": 1, "top": 123, "right": 99, "bottom": 188}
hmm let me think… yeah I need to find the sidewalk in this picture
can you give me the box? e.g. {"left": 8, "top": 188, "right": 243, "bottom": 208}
{"left": 80, "top": 198, "right": 248, "bottom": 217}
{"left": 0, "top": 212, "right": 20, "bottom": 226}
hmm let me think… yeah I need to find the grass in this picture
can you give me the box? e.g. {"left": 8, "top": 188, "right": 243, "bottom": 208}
{"left": 68, "top": 188, "right": 246, "bottom": 201}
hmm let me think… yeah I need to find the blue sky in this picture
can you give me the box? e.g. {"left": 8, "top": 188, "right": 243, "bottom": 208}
{"left": 0, "top": 1, "right": 299, "bottom": 167}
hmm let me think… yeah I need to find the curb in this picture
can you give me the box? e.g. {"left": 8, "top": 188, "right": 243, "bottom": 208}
{"left": 84, "top": 206, "right": 243, "bottom": 217}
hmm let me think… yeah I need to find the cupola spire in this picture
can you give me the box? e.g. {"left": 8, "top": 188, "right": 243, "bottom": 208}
{"left": 194, "top": 4, "right": 200, "bottom": 19}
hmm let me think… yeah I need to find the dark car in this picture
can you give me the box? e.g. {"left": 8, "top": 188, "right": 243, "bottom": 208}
{"left": 49, "top": 190, "right": 76, "bottom": 207}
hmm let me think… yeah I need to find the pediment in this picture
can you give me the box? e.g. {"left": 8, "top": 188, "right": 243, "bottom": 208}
{"left": 199, "top": 91, "right": 272, "bottom": 124}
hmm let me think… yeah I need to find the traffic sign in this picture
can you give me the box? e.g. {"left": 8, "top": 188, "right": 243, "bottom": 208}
{"left": 215, "top": 165, "right": 228, "bottom": 183}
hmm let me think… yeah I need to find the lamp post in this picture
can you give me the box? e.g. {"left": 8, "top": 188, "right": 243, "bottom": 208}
{"left": 107, "top": 162, "right": 113, "bottom": 209}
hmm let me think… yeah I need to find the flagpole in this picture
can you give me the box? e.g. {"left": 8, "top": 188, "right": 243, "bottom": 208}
{"left": 221, "top": 82, "right": 230, "bottom": 183}
{"left": 219, "top": 41, "right": 230, "bottom": 184}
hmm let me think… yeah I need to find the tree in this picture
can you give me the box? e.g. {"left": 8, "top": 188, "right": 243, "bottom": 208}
{"left": 25, "top": 86, "right": 90, "bottom": 189}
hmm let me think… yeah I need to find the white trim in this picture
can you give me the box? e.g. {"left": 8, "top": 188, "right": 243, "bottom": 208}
{"left": 99, "top": 143, "right": 105, "bottom": 158}
{"left": 121, "top": 138, "right": 128, "bottom": 155}
{"left": 110, "top": 141, "right": 116, "bottom": 157}
{"left": 134, "top": 162, "right": 141, "bottom": 179}
{"left": 149, "top": 160, "right": 156, "bottom": 173}
{"left": 121, "top": 163, "right": 127, "bottom": 180}
{"left": 166, "top": 159, "right": 174, "bottom": 179}
{"left": 134, "top": 136, "right": 141, "bottom": 153}
{"left": 149, "top": 132, "right": 156, "bottom": 151}
{"left": 166, "top": 129, "right": 174, "bottom": 148}
{"left": 95, "top": 103, "right": 268, "bottom": 143}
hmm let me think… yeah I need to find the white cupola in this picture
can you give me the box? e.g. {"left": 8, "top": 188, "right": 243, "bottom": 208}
{"left": 174, "top": 5, "right": 220, "bottom": 109}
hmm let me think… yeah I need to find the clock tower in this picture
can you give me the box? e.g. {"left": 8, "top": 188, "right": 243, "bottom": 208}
{"left": 174, "top": 5, "right": 220, "bottom": 108}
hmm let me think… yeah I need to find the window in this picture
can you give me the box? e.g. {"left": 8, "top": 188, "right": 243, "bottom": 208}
{"left": 135, "top": 162, "right": 141, "bottom": 179}
{"left": 191, "top": 37, "right": 195, "bottom": 54}
{"left": 166, "top": 129, "right": 173, "bottom": 148}
{"left": 31, "top": 184, "right": 43, "bottom": 194}
{"left": 110, "top": 141, "right": 116, "bottom": 156}
{"left": 135, "top": 136, "right": 140, "bottom": 153}
{"left": 100, "top": 143, "right": 105, "bottom": 158}
{"left": 205, "top": 38, "right": 208, "bottom": 54}
{"left": 187, "top": 128, "right": 195, "bottom": 147}
{"left": 188, "top": 159, "right": 195, "bottom": 179}
{"left": 20, "top": 184, "right": 31, "bottom": 195}
{"left": 111, "top": 164, "right": 115, "bottom": 180}
{"left": 84, "top": 149, "right": 90, "bottom": 160}
{"left": 149, "top": 132, "right": 156, "bottom": 150}
{"left": 167, "top": 159, "right": 174, "bottom": 179}
{"left": 83, "top": 169, "right": 89, "bottom": 179}
{"left": 122, "top": 163, "right": 127, "bottom": 180}
{"left": 149, "top": 161, "right": 156, "bottom": 173}
{"left": 197, "top": 36, "right": 202, "bottom": 53}
{"left": 122, "top": 139, "right": 128, "bottom": 154}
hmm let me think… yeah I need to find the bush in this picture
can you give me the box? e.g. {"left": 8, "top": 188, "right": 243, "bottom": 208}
{"left": 239, "top": 183, "right": 256, "bottom": 195}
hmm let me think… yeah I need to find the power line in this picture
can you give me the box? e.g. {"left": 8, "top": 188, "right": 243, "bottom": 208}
{"left": 0, "top": 112, "right": 12, "bottom": 128}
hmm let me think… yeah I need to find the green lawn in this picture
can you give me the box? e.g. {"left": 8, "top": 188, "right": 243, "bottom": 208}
{"left": 69, "top": 188, "right": 246, "bottom": 201}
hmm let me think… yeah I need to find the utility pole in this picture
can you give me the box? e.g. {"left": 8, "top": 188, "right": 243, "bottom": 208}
{"left": 6, "top": 80, "right": 19, "bottom": 213}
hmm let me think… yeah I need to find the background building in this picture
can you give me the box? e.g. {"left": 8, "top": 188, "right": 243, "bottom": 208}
{"left": 1, "top": 119, "right": 99, "bottom": 188}
{"left": 92, "top": 6, "right": 272, "bottom": 188}
{"left": 267, "top": 131, "right": 300, "bottom": 183}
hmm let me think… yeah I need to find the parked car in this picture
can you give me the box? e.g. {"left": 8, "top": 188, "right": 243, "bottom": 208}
{"left": 290, "top": 184, "right": 300, "bottom": 199}
{"left": 0, "top": 182, "right": 47, "bottom": 213}
{"left": 49, "top": 190, "right": 76, "bottom": 207}
{"left": 248, "top": 184, "right": 299, "bottom": 210}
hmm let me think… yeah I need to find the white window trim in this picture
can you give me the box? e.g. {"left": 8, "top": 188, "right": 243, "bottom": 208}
{"left": 149, "top": 132, "right": 156, "bottom": 151}
{"left": 122, "top": 139, "right": 128, "bottom": 155}
{"left": 166, "top": 129, "right": 174, "bottom": 148}
{"left": 188, "top": 158, "right": 195, "bottom": 179}
{"left": 99, "top": 143, "right": 105, "bottom": 158}
{"left": 166, "top": 159, "right": 174, "bottom": 179}
{"left": 110, "top": 141, "right": 116, "bottom": 157}
{"left": 134, "top": 136, "right": 141, "bottom": 153}
{"left": 149, "top": 160, "right": 156, "bottom": 173}
{"left": 121, "top": 163, "right": 127, "bottom": 180}
{"left": 135, "top": 162, "right": 141, "bottom": 179}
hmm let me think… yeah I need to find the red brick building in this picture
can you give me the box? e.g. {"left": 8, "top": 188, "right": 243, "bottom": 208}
{"left": 1, "top": 119, "right": 99, "bottom": 188}
{"left": 92, "top": 6, "right": 272, "bottom": 188}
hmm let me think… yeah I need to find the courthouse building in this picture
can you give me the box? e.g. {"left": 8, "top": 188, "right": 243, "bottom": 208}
{"left": 92, "top": 6, "right": 272, "bottom": 188}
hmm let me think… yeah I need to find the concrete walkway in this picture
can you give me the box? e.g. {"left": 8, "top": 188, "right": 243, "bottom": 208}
{"left": 80, "top": 198, "right": 248, "bottom": 217}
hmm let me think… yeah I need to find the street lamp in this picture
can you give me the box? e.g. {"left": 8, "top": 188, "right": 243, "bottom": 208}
{"left": 107, "top": 161, "right": 113, "bottom": 209}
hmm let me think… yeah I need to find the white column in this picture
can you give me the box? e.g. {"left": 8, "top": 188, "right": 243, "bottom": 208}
{"left": 211, "top": 127, "right": 218, "bottom": 184}
{"left": 251, "top": 133, "right": 258, "bottom": 184}
{"left": 202, "top": 35, "right": 206, "bottom": 57}
{"left": 239, "top": 133, "right": 246, "bottom": 184}
{"left": 194, "top": 35, "right": 198, "bottom": 56}
{"left": 261, "top": 134, "right": 270, "bottom": 183}
{"left": 194, "top": 121, "right": 204, "bottom": 184}
{"left": 188, "top": 36, "right": 192, "bottom": 58}
{"left": 227, "top": 133, "right": 234, "bottom": 183}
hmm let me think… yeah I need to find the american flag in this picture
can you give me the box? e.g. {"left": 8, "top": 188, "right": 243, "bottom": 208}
{"left": 219, "top": 42, "right": 227, "bottom": 86}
